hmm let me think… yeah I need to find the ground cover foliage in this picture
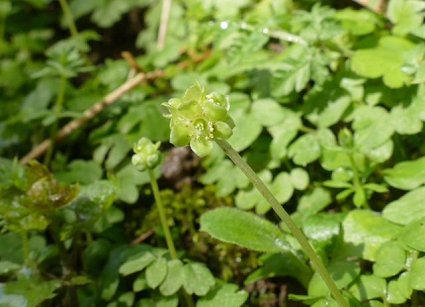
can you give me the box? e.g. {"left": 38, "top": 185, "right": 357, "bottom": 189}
{"left": 1, "top": 0, "right": 425, "bottom": 306}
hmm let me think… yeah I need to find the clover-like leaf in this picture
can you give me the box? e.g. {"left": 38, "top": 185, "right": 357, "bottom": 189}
{"left": 351, "top": 36, "right": 414, "bottom": 88}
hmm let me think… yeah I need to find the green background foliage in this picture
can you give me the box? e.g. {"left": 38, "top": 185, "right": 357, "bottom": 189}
{"left": 2, "top": 0, "right": 425, "bottom": 306}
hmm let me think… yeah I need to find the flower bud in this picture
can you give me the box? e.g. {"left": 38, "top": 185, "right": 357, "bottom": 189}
{"left": 132, "top": 137, "right": 161, "bottom": 171}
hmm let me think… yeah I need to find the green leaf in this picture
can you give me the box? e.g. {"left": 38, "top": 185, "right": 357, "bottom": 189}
{"left": 292, "top": 187, "right": 332, "bottom": 224}
{"left": 289, "top": 168, "right": 309, "bottom": 190}
{"left": 341, "top": 210, "right": 401, "bottom": 261}
{"left": 0, "top": 261, "right": 20, "bottom": 275}
{"left": 112, "top": 164, "right": 150, "bottom": 204}
{"left": 3, "top": 278, "right": 61, "bottom": 307}
{"left": 90, "top": 0, "right": 135, "bottom": 28}
{"left": 390, "top": 104, "right": 423, "bottom": 135}
{"left": 272, "top": 46, "right": 312, "bottom": 96}
{"left": 182, "top": 262, "right": 215, "bottom": 296}
{"left": 288, "top": 133, "right": 321, "bottom": 166}
{"left": 400, "top": 217, "right": 425, "bottom": 251}
{"left": 303, "top": 79, "right": 351, "bottom": 128}
{"left": 146, "top": 257, "right": 167, "bottom": 289}
{"left": 308, "top": 260, "right": 360, "bottom": 297}
{"left": 197, "top": 283, "right": 248, "bottom": 307}
{"left": 159, "top": 260, "right": 184, "bottom": 296}
{"left": 349, "top": 275, "right": 386, "bottom": 301}
{"left": 200, "top": 160, "right": 249, "bottom": 197}
{"left": 352, "top": 106, "right": 394, "bottom": 152}
{"left": 119, "top": 251, "right": 155, "bottom": 276}
{"left": 82, "top": 239, "right": 111, "bottom": 276}
{"left": 387, "top": 0, "right": 425, "bottom": 36}
{"left": 200, "top": 208, "right": 292, "bottom": 253}
{"left": 269, "top": 172, "right": 294, "bottom": 212}
{"left": 227, "top": 109, "right": 262, "bottom": 152}
{"left": 409, "top": 257, "right": 425, "bottom": 290}
{"left": 383, "top": 157, "right": 425, "bottom": 190}
{"left": 335, "top": 8, "right": 379, "bottom": 35}
{"left": 386, "top": 272, "right": 412, "bottom": 304}
{"left": 133, "top": 272, "right": 148, "bottom": 292}
{"left": 268, "top": 120, "right": 299, "bottom": 161}
{"left": 251, "top": 99, "right": 286, "bottom": 127}
{"left": 55, "top": 160, "right": 103, "bottom": 185}
{"left": 373, "top": 241, "right": 405, "bottom": 277}
{"left": 245, "top": 252, "right": 312, "bottom": 288}
{"left": 351, "top": 36, "right": 414, "bottom": 88}
{"left": 155, "top": 295, "right": 178, "bottom": 307}
{"left": 383, "top": 187, "right": 425, "bottom": 225}
{"left": 302, "top": 213, "right": 343, "bottom": 253}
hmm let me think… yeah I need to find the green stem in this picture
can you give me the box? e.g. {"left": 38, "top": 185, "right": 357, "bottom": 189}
{"left": 58, "top": 0, "right": 79, "bottom": 39}
{"left": 44, "top": 75, "right": 67, "bottom": 165}
{"left": 148, "top": 169, "right": 178, "bottom": 259}
{"left": 349, "top": 153, "right": 368, "bottom": 208}
{"left": 216, "top": 140, "right": 348, "bottom": 307}
{"left": 21, "top": 231, "right": 30, "bottom": 266}
{"left": 148, "top": 170, "right": 194, "bottom": 307}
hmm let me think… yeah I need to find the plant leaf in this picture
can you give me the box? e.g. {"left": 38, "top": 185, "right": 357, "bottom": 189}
{"left": 383, "top": 157, "right": 425, "bottom": 190}
{"left": 159, "top": 260, "right": 184, "bottom": 296}
{"left": 200, "top": 208, "right": 292, "bottom": 253}
{"left": 182, "top": 262, "right": 215, "bottom": 296}
{"left": 197, "top": 283, "right": 248, "bottom": 307}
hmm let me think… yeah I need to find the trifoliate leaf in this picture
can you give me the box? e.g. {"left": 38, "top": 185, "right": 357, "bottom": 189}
{"left": 288, "top": 133, "right": 321, "bottom": 166}
{"left": 387, "top": 0, "right": 425, "bottom": 36}
{"left": 351, "top": 36, "right": 414, "bottom": 88}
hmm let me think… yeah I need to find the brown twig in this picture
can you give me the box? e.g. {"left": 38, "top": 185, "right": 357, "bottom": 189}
{"left": 157, "top": 0, "right": 172, "bottom": 50}
{"left": 20, "top": 50, "right": 212, "bottom": 164}
{"left": 131, "top": 229, "right": 155, "bottom": 245}
{"left": 20, "top": 70, "right": 164, "bottom": 164}
{"left": 352, "top": 0, "right": 387, "bottom": 14}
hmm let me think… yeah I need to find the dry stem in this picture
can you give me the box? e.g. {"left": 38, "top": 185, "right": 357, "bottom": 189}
{"left": 20, "top": 70, "right": 164, "bottom": 164}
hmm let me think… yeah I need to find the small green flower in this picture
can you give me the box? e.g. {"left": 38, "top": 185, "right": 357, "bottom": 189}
{"left": 163, "top": 84, "right": 234, "bottom": 157}
{"left": 132, "top": 137, "right": 161, "bottom": 171}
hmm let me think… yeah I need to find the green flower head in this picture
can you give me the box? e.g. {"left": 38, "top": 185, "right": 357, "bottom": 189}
{"left": 132, "top": 137, "right": 161, "bottom": 171}
{"left": 163, "top": 84, "right": 235, "bottom": 157}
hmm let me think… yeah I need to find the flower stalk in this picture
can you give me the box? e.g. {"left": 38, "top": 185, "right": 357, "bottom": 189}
{"left": 216, "top": 139, "right": 348, "bottom": 307}
{"left": 132, "top": 137, "right": 194, "bottom": 307}
{"left": 163, "top": 84, "right": 348, "bottom": 307}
